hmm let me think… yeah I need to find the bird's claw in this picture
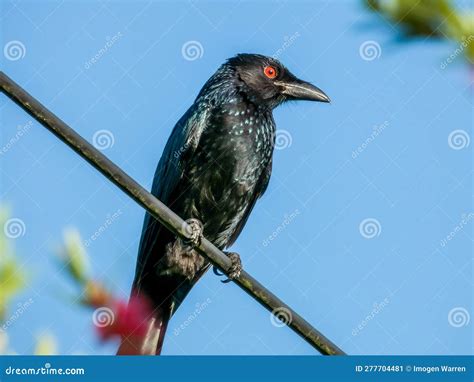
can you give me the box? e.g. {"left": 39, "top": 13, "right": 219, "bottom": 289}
{"left": 212, "top": 266, "right": 225, "bottom": 276}
{"left": 218, "top": 252, "right": 242, "bottom": 283}
{"left": 181, "top": 218, "right": 203, "bottom": 249}
{"left": 227, "top": 252, "right": 242, "bottom": 279}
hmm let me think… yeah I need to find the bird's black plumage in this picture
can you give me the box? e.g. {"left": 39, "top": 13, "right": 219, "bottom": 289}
{"left": 122, "top": 53, "right": 329, "bottom": 355}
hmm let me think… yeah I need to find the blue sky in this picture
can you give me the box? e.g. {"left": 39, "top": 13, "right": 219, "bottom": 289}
{"left": 0, "top": 0, "right": 472, "bottom": 356}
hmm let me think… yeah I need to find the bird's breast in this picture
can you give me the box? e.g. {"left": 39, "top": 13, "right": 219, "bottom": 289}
{"left": 180, "top": 101, "right": 275, "bottom": 245}
{"left": 206, "top": 101, "right": 275, "bottom": 180}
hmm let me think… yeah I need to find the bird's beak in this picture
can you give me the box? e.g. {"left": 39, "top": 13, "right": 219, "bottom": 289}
{"left": 277, "top": 79, "right": 330, "bottom": 103}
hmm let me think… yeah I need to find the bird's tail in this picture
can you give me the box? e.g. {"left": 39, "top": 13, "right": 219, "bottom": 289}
{"left": 118, "top": 260, "right": 211, "bottom": 355}
{"left": 117, "top": 304, "right": 170, "bottom": 355}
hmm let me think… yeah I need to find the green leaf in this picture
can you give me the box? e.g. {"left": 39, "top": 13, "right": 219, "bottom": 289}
{"left": 0, "top": 207, "right": 25, "bottom": 322}
{"left": 365, "top": 0, "right": 474, "bottom": 64}
{"left": 34, "top": 332, "right": 57, "bottom": 355}
{"left": 58, "top": 229, "right": 90, "bottom": 285}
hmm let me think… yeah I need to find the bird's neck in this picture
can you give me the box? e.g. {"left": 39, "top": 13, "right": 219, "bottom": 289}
{"left": 197, "top": 66, "right": 275, "bottom": 112}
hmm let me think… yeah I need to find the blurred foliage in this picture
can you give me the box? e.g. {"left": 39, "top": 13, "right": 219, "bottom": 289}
{"left": 34, "top": 332, "right": 58, "bottom": 355}
{"left": 57, "top": 229, "right": 113, "bottom": 307}
{"left": 0, "top": 207, "right": 60, "bottom": 355}
{"left": 0, "top": 331, "right": 9, "bottom": 354}
{"left": 57, "top": 230, "right": 151, "bottom": 344}
{"left": 58, "top": 229, "right": 90, "bottom": 285}
{"left": 0, "top": 208, "right": 25, "bottom": 321}
{"left": 0, "top": 217, "right": 113, "bottom": 355}
{"left": 365, "top": 0, "right": 474, "bottom": 63}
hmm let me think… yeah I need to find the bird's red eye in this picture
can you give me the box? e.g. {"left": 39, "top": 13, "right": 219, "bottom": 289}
{"left": 264, "top": 66, "right": 277, "bottom": 79}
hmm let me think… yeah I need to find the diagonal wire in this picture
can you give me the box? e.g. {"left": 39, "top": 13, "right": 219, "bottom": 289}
{"left": 0, "top": 71, "right": 345, "bottom": 356}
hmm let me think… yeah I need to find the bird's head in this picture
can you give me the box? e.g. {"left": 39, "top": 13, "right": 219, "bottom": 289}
{"left": 226, "top": 53, "right": 330, "bottom": 108}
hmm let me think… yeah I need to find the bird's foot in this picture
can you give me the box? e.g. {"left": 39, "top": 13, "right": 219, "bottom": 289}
{"left": 226, "top": 252, "right": 242, "bottom": 280}
{"left": 214, "top": 252, "right": 242, "bottom": 283}
{"left": 181, "top": 218, "right": 203, "bottom": 249}
{"left": 212, "top": 266, "right": 225, "bottom": 276}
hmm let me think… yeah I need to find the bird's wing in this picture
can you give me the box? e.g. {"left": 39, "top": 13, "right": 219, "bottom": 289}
{"left": 151, "top": 103, "right": 209, "bottom": 202}
{"left": 133, "top": 104, "right": 210, "bottom": 286}
{"left": 226, "top": 158, "right": 273, "bottom": 247}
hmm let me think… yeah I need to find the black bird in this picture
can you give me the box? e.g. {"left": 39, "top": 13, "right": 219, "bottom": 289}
{"left": 118, "top": 53, "right": 329, "bottom": 355}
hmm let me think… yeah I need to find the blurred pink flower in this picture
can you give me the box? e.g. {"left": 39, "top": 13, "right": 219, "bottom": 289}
{"left": 95, "top": 293, "right": 152, "bottom": 341}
